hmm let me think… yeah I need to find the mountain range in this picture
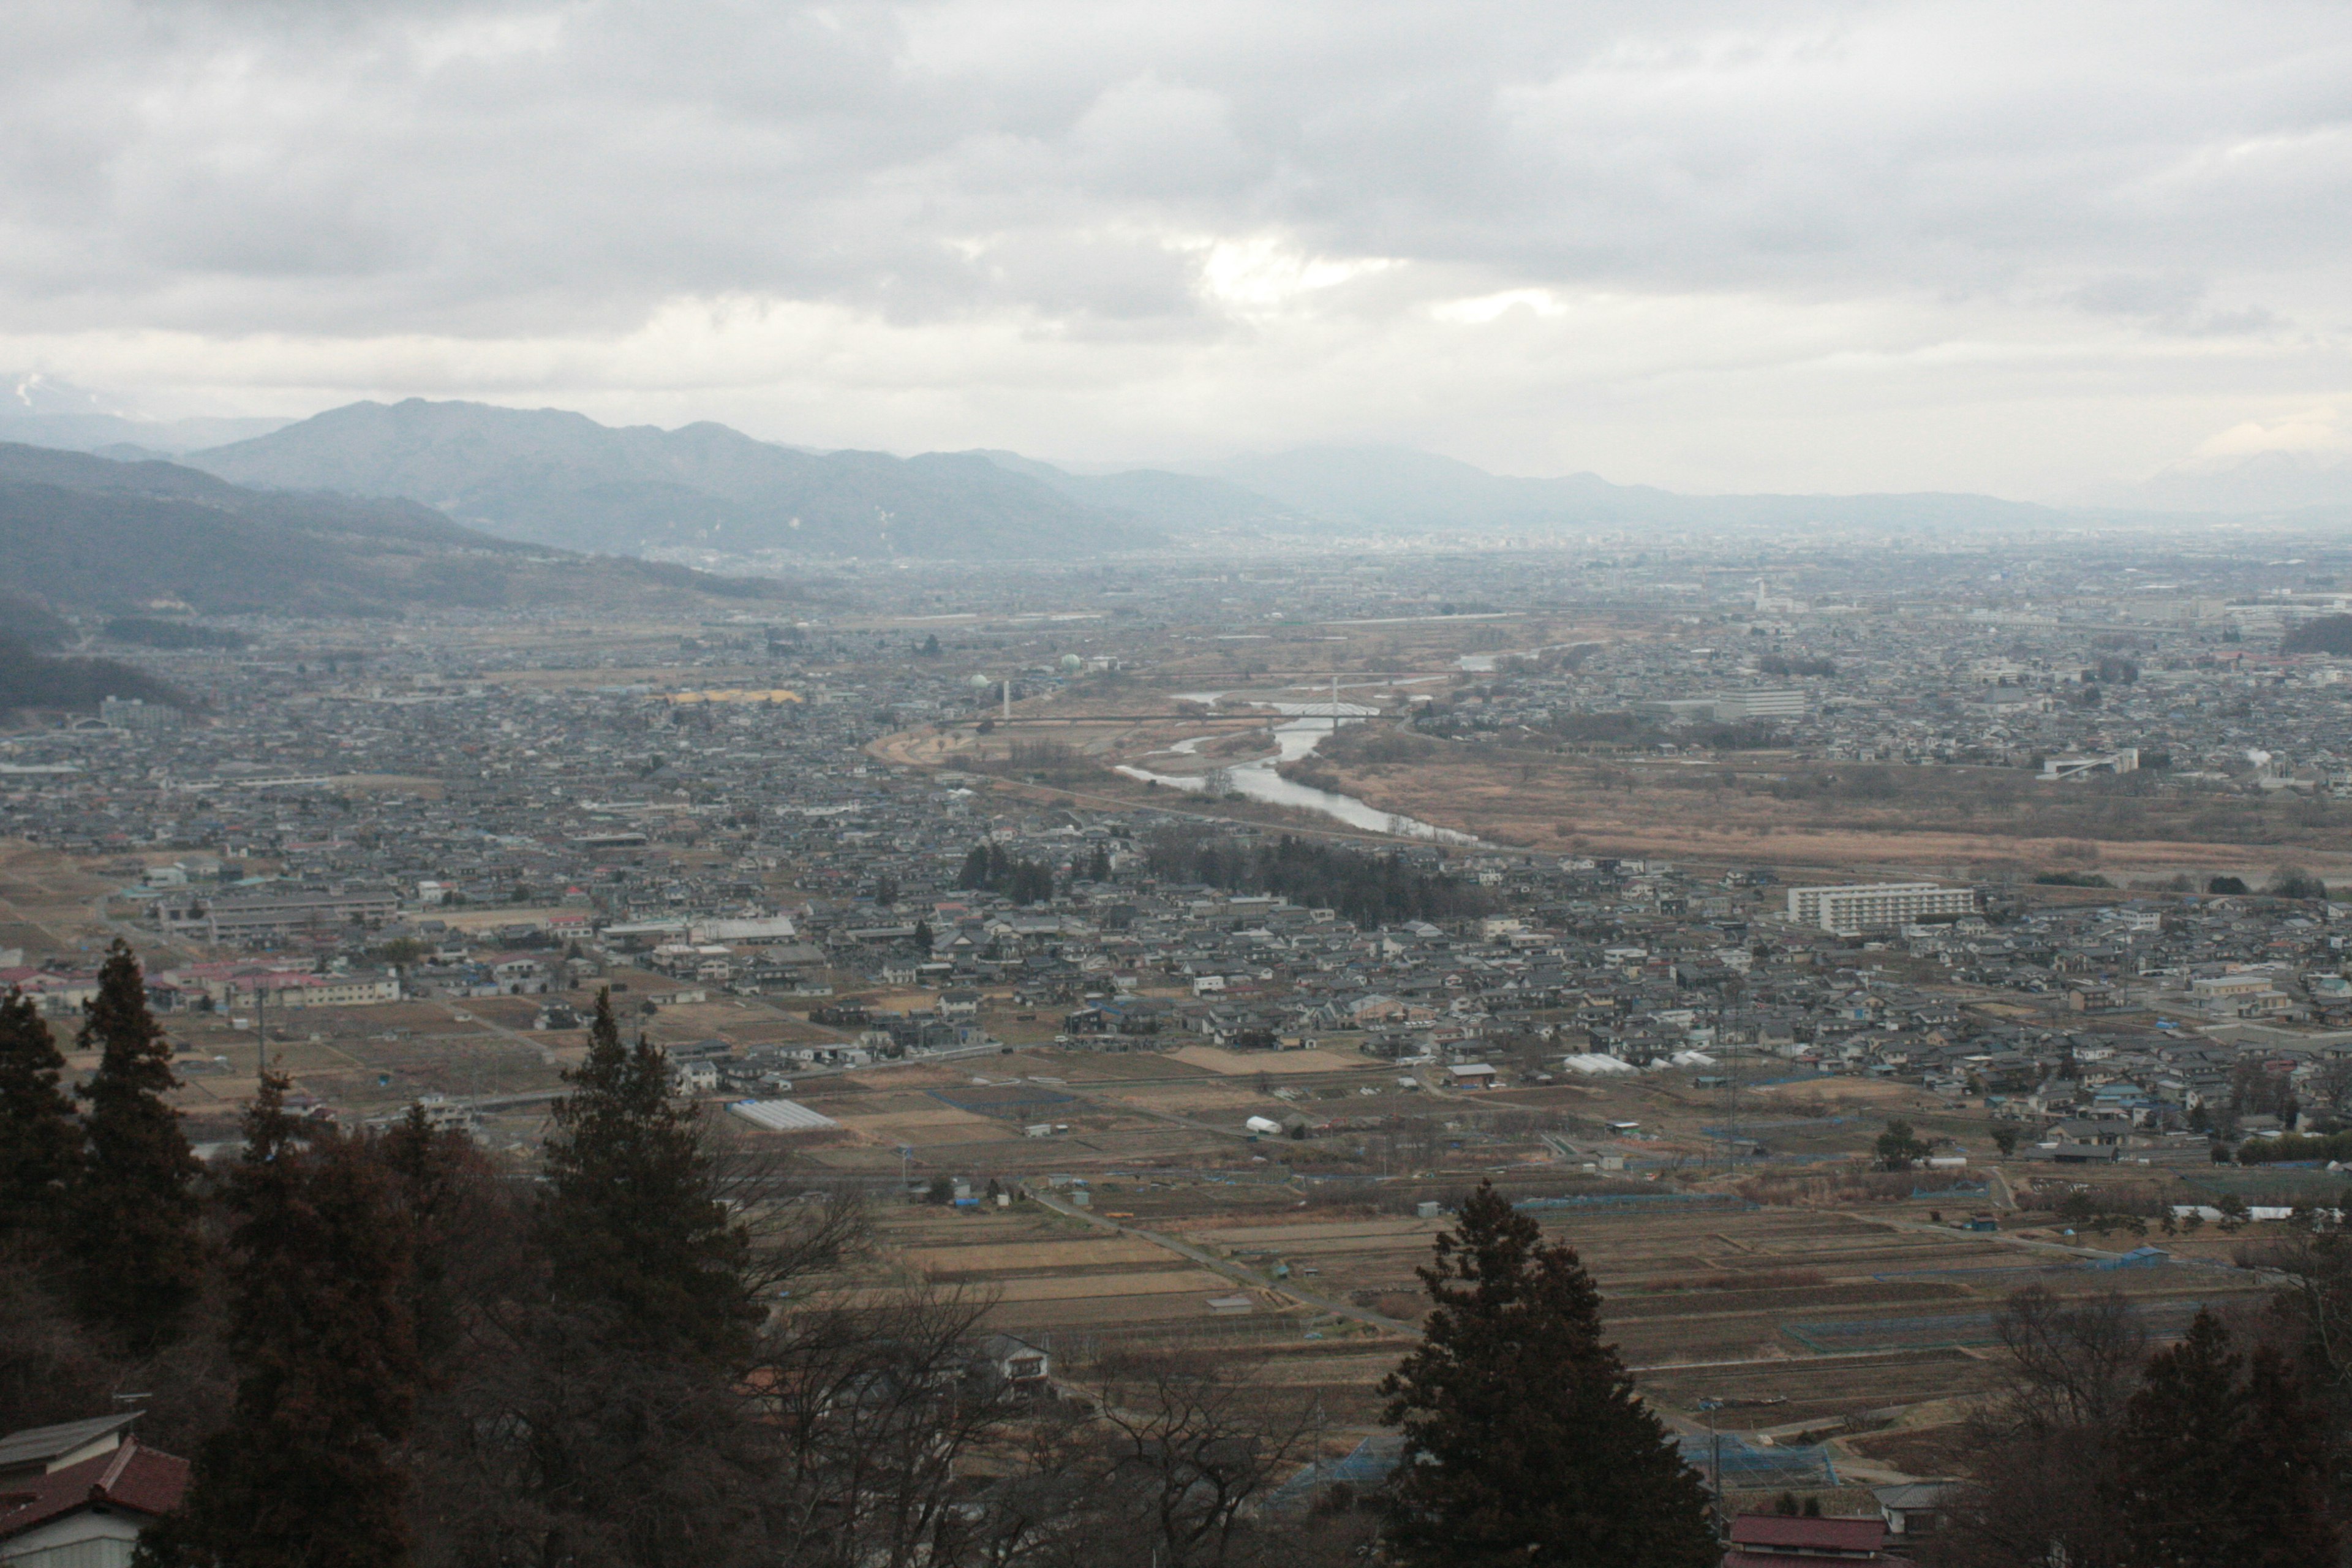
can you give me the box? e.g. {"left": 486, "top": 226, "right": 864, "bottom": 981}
{"left": 1186, "top": 445, "right": 2063, "bottom": 535}
{"left": 186, "top": 401, "right": 1169, "bottom": 559}
{"left": 0, "top": 442, "right": 793, "bottom": 619}
{"left": 2, "top": 372, "right": 285, "bottom": 454}
{"left": 175, "top": 398, "right": 2081, "bottom": 558}
{"left": 16, "top": 385, "right": 2346, "bottom": 579}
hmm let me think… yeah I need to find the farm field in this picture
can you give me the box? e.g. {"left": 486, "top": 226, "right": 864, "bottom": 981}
{"left": 858, "top": 1159, "right": 2269, "bottom": 1469}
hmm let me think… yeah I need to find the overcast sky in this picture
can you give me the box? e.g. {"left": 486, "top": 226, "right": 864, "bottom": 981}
{"left": 6, "top": 0, "right": 2352, "bottom": 498}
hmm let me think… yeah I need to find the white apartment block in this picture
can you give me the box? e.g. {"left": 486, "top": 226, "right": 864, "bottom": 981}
{"left": 1713, "top": 688, "right": 1807, "bottom": 721}
{"left": 1787, "top": 882, "right": 1978, "bottom": 934}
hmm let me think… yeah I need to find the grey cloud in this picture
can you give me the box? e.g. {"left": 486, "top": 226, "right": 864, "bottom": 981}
{"left": 2, "top": 0, "right": 2351, "bottom": 497}
{"left": 2, "top": 0, "right": 2342, "bottom": 336}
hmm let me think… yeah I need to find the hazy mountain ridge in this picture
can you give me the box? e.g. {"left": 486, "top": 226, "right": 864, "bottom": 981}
{"left": 0, "top": 443, "right": 793, "bottom": 619}
{"left": 1191, "top": 445, "right": 2064, "bottom": 534}
{"left": 965, "top": 450, "right": 1316, "bottom": 533}
{"left": 2108, "top": 450, "right": 2352, "bottom": 515}
{"left": 2, "top": 373, "right": 287, "bottom": 454}
{"left": 188, "top": 401, "right": 1168, "bottom": 559}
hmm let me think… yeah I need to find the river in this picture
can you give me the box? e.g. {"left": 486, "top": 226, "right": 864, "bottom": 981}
{"left": 1114, "top": 699, "right": 1479, "bottom": 845}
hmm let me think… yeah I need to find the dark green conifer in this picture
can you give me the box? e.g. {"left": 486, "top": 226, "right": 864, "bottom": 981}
{"left": 137, "top": 1072, "right": 421, "bottom": 1568}
{"left": 0, "top": 986, "right": 79, "bottom": 1240}
{"left": 2105, "top": 1310, "right": 2336, "bottom": 1568}
{"left": 1378, "top": 1181, "right": 1717, "bottom": 1568}
{"left": 539, "top": 987, "right": 752, "bottom": 1359}
{"left": 66, "top": 940, "right": 203, "bottom": 1349}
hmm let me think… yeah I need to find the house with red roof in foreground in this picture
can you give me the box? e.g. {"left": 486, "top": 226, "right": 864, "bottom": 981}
{"left": 0, "top": 1413, "right": 189, "bottom": 1567}
{"left": 1723, "top": 1512, "right": 1888, "bottom": 1568}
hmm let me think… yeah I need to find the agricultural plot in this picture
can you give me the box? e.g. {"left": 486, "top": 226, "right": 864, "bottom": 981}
{"left": 1113, "top": 1193, "right": 2267, "bottom": 1432}
{"left": 877, "top": 1203, "right": 1317, "bottom": 1352}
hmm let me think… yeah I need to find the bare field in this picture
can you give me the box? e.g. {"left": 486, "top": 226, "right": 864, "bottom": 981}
{"left": 1170, "top": 1044, "right": 1376, "bottom": 1077}
{"left": 1309, "top": 748, "right": 2352, "bottom": 880}
{"left": 834, "top": 1120, "right": 2269, "bottom": 1482}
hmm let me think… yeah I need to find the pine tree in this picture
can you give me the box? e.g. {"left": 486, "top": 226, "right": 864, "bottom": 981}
{"left": 2104, "top": 1310, "right": 2251, "bottom": 1567}
{"left": 138, "top": 1074, "right": 422, "bottom": 1568}
{"left": 66, "top": 940, "right": 203, "bottom": 1350}
{"left": 1378, "top": 1182, "right": 1717, "bottom": 1568}
{"left": 540, "top": 987, "right": 752, "bottom": 1359}
{"left": 0, "top": 986, "right": 80, "bottom": 1240}
{"left": 382, "top": 1101, "right": 483, "bottom": 1363}
{"left": 2236, "top": 1343, "right": 2340, "bottom": 1568}
{"left": 2104, "top": 1312, "right": 2336, "bottom": 1568}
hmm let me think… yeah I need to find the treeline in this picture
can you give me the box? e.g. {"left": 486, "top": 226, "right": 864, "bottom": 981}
{"left": 2239, "top": 1131, "right": 2352, "bottom": 1165}
{"left": 0, "top": 632, "right": 184, "bottom": 712}
{"left": 1144, "top": 827, "right": 1491, "bottom": 926}
{"left": 957, "top": 840, "right": 1059, "bottom": 903}
{"left": 1932, "top": 1283, "right": 2337, "bottom": 1568}
{"left": 104, "top": 617, "right": 249, "bottom": 650}
{"left": 1, "top": 951, "right": 1746, "bottom": 1568}
{"left": 2283, "top": 614, "right": 2352, "bottom": 656}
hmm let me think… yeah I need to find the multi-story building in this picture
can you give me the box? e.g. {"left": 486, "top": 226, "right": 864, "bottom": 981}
{"left": 1713, "top": 688, "right": 1808, "bottom": 721}
{"left": 1786, "top": 882, "right": 1977, "bottom": 935}
{"left": 154, "top": 883, "right": 402, "bottom": 945}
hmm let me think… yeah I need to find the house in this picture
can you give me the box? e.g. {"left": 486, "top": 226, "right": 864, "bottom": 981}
{"left": 1446, "top": 1063, "right": 1501, "bottom": 1090}
{"left": 976, "top": 1333, "right": 1051, "bottom": 1389}
{"left": 0, "top": 1414, "right": 190, "bottom": 1567}
{"left": 1723, "top": 1513, "right": 1887, "bottom": 1568}
{"left": 1872, "top": 1480, "right": 1954, "bottom": 1539}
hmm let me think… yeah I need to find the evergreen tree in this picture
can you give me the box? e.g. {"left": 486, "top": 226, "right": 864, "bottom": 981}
{"left": 2104, "top": 1311, "right": 2335, "bottom": 1568}
{"left": 958, "top": 844, "right": 990, "bottom": 891}
{"left": 138, "top": 1074, "right": 421, "bottom": 1568}
{"left": 382, "top": 1101, "right": 483, "bottom": 1363}
{"left": 540, "top": 987, "right": 752, "bottom": 1359}
{"left": 1378, "top": 1182, "right": 1717, "bottom": 1568}
{"left": 0, "top": 986, "right": 79, "bottom": 1240}
{"left": 911, "top": 918, "right": 935, "bottom": 954}
{"left": 2236, "top": 1343, "right": 2340, "bottom": 1568}
{"left": 66, "top": 940, "right": 203, "bottom": 1350}
{"left": 1874, "top": 1118, "right": 1929, "bottom": 1171}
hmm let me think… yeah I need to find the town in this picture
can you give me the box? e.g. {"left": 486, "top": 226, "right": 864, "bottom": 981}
{"left": 6, "top": 530, "right": 2352, "bottom": 1562}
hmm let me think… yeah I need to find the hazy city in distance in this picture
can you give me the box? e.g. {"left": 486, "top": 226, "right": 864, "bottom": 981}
{"left": 4, "top": 7, "right": 2352, "bottom": 1568}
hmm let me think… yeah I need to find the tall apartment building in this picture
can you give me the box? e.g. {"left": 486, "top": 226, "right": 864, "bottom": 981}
{"left": 1786, "top": 882, "right": 1977, "bottom": 935}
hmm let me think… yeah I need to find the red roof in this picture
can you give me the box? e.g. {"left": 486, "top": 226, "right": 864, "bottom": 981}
{"left": 0, "top": 1438, "right": 189, "bottom": 1542}
{"left": 1727, "top": 1515, "right": 1887, "bottom": 1556}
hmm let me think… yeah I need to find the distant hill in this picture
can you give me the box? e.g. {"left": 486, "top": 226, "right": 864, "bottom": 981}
{"left": 187, "top": 401, "right": 1166, "bottom": 559}
{"left": 1196, "top": 445, "right": 2062, "bottom": 535}
{"left": 0, "top": 443, "right": 793, "bottom": 618}
{"left": 967, "top": 451, "right": 1312, "bottom": 533}
{"left": 0, "top": 373, "right": 285, "bottom": 455}
{"left": 2108, "top": 451, "right": 2352, "bottom": 516}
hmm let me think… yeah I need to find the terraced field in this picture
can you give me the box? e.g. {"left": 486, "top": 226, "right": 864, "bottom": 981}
{"left": 864, "top": 1179, "right": 2269, "bottom": 1466}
